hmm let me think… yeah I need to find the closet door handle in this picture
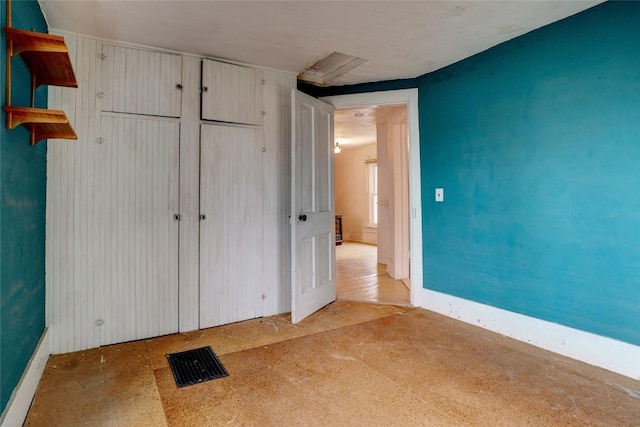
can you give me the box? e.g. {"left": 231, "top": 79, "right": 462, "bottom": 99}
{"left": 298, "top": 214, "right": 307, "bottom": 222}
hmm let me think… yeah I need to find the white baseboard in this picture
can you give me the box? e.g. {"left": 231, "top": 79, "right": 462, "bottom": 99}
{"left": 415, "top": 289, "right": 640, "bottom": 380}
{"left": 0, "top": 328, "right": 50, "bottom": 426}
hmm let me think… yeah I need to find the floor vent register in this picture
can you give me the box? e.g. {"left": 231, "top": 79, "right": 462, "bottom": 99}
{"left": 166, "top": 346, "right": 229, "bottom": 387}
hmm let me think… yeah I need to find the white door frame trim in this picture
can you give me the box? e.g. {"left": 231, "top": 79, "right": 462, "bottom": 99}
{"left": 322, "top": 89, "right": 422, "bottom": 305}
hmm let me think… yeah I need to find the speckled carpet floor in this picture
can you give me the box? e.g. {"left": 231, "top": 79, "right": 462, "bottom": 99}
{"left": 26, "top": 300, "right": 640, "bottom": 426}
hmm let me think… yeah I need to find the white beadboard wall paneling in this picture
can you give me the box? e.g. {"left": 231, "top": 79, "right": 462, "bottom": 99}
{"left": 261, "top": 70, "right": 296, "bottom": 316}
{"left": 199, "top": 124, "right": 264, "bottom": 328}
{"left": 100, "top": 44, "right": 183, "bottom": 118}
{"left": 178, "top": 55, "right": 202, "bottom": 333}
{"left": 47, "top": 34, "right": 103, "bottom": 353}
{"left": 237, "top": 65, "right": 262, "bottom": 125}
{"left": 201, "top": 59, "right": 263, "bottom": 126}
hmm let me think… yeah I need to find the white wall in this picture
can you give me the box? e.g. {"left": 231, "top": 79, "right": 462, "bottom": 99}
{"left": 334, "top": 143, "right": 377, "bottom": 244}
{"left": 262, "top": 70, "right": 296, "bottom": 316}
{"left": 376, "top": 106, "right": 409, "bottom": 278}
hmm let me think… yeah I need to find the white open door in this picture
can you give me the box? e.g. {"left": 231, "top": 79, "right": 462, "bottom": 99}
{"left": 291, "top": 90, "right": 336, "bottom": 323}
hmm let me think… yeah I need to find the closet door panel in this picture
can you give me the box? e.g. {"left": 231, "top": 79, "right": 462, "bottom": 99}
{"left": 199, "top": 124, "right": 264, "bottom": 328}
{"left": 96, "top": 116, "right": 180, "bottom": 345}
{"left": 101, "top": 44, "right": 183, "bottom": 117}
{"left": 201, "top": 59, "right": 263, "bottom": 125}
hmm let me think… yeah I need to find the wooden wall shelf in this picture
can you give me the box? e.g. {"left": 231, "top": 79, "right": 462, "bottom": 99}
{"left": 4, "top": 27, "right": 78, "bottom": 88}
{"left": 3, "top": 10, "right": 79, "bottom": 146}
{"left": 4, "top": 106, "right": 77, "bottom": 145}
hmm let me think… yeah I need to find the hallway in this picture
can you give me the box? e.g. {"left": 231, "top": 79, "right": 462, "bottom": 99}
{"left": 336, "top": 242, "right": 410, "bottom": 306}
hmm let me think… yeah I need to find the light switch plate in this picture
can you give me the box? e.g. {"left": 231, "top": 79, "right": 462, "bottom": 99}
{"left": 435, "top": 188, "right": 444, "bottom": 202}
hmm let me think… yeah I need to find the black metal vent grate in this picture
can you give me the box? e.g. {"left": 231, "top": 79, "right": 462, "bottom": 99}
{"left": 166, "top": 346, "right": 228, "bottom": 387}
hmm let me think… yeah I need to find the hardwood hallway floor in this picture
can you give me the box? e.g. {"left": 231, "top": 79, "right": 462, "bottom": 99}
{"left": 336, "top": 242, "right": 410, "bottom": 305}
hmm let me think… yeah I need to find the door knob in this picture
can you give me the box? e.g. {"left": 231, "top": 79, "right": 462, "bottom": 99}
{"left": 298, "top": 214, "right": 307, "bottom": 222}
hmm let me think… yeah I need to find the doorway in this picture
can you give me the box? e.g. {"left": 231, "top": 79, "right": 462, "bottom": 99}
{"left": 332, "top": 103, "right": 410, "bottom": 306}
{"left": 323, "top": 89, "right": 423, "bottom": 307}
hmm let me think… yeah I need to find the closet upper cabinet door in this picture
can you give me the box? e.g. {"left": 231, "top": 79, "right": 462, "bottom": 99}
{"left": 201, "top": 59, "right": 263, "bottom": 126}
{"left": 101, "top": 44, "right": 183, "bottom": 118}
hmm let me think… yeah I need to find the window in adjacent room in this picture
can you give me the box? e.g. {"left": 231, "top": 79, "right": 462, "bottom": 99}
{"left": 366, "top": 161, "right": 378, "bottom": 226}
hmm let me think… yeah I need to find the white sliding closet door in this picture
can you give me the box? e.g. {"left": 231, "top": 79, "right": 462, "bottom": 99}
{"left": 97, "top": 116, "right": 180, "bottom": 345}
{"left": 200, "top": 124, "right": 264, "bottom": 328}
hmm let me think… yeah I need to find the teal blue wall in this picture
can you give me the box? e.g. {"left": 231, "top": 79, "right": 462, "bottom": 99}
{"left": 0, "top": 0, "right": 48, "bottom": 413}
{"left": 418, "top": 1, "right": 640, "bottom": 345}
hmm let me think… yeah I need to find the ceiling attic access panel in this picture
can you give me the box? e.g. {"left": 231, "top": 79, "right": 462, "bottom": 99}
{"left": 99, "top": 44, "right": 183, "bottom": 118}
{"left": 201, "top": 59, "right": 263, "bottom": 126}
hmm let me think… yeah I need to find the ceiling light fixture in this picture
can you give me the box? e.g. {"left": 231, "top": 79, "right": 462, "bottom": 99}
{"left": 334, "top": 142, "right": 341, "bottom": 154}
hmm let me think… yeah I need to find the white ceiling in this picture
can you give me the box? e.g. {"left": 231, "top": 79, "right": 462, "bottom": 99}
{"left": 39, "top": 1, "right": 602, "bottom": 146}
{"left": 334, "top": 105, "right": 406, "bottom": 148}
{"left": 40, "top": 1, "right": 602, "bottom": 86}
{"left": 334, "top": 106, "right": 379, "bottom": 147}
